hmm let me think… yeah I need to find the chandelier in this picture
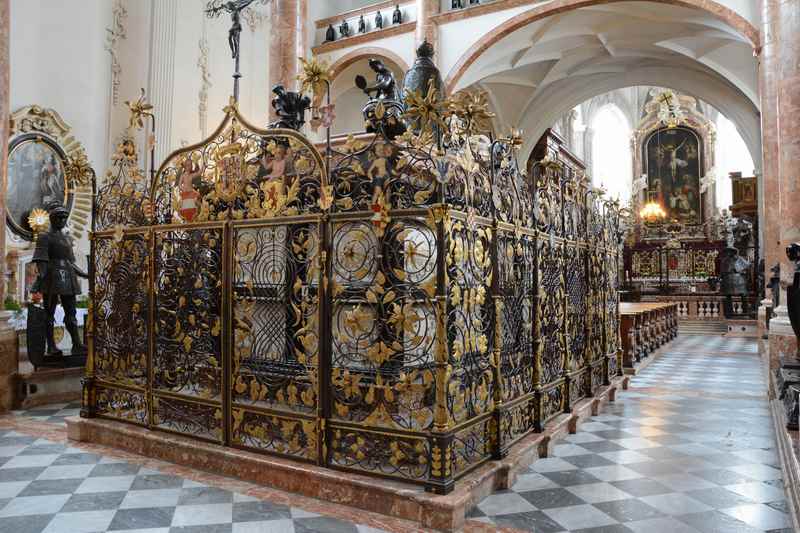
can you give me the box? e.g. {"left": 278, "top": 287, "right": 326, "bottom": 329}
{"left": 639, "top": 201, "right": 667, "bottom": 223}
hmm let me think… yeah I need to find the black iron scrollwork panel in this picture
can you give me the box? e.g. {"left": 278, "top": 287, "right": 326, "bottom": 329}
{"left": 329, "top": 136, "right": 438, "bottom": 213}
{"left": 450, "top": 418, "right": 492, "bottom": 477}
{"left": 329, "top": 426, "right": 430, "bottom": 481}
{"left": 95, "top": 385, "right": 148, "bottom": 425}
{"left": 153, "top": 228, "right": 223, "bottom": 400}
{"left": 535, "top": 238, "right": 565, "bottom": 386}
{"left": 565, "top": 245, "right": 587, "bottom": 372}
{"left": 444, "top": 143, "right": 494, "bottom": 218}
{"left": 446, "top": 218, "right": 494, "bottom": 426}
{"left": 605, "top": 251, "right": 620, "bottom": 356}
{"left": 498, "top": 400, "right": 534, "bottom": 448}
{"left": 498, "top": 230, "right": 535, "bottom": 403}
{"left": 232, "top": 222, "right": 320, "bottom": 415}
{"left": 93, "top": 234, "right": 149, "bottom": 386}
{"left": 534, "top": 163, "right": 563, "bottom": 236}
{"left": 492, "top": 143, "right": 530, "bottom": 224}
{"left": 587, "top": 252, "right": 606, "bottom": 364}
{"left": 330, "top": 218, "right": 438, "bottom": 432}
{"left": 153, "top": 395, "right": 222, "bottom": 441}
{"left": 231, "top": 408, "right": 317, "bottom": 461}
{"left": 95, "top": 138, "right": 153, "bottom": 230}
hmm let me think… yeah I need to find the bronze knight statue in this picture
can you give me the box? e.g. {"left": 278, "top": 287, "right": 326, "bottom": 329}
{"left": 32, "top": 203, "right": 89, "bottom": 356}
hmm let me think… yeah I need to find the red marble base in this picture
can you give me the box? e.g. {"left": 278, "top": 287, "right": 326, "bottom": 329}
{"left": 769, "top": 331, "right": 797, "bottom": 373}
{"left": 15, "top": 366, "right": 83, "bottom": 409}
{"left": 768, "top": 371, "right": 800, "bottom": 530}
{"left": 68, "top": 378, "right": 624, "bottom": 532}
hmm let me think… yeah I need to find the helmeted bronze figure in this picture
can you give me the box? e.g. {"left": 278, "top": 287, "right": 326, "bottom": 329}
{"left": 32, "top": 203, "right": 88, "bottom": 356}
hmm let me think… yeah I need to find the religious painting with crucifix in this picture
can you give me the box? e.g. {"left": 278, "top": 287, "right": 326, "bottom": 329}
{"left": 645, "top": 126, "right": 703, "bottom": 224}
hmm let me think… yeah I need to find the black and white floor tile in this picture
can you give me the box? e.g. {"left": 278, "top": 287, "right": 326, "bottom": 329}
{"left": 468, "top": 336, "right": 793, "bottom": 532}
{"left": 2, "top": 335, "right": 792, "bottom": 532}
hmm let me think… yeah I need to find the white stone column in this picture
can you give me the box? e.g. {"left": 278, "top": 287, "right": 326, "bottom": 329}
{"left": 147, "top": 0, "right": 178, "bottom": 165}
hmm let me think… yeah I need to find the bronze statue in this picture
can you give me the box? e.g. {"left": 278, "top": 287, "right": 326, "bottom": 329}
{"left": 358, "top": 14, "right": 367, "bottom": 34}
{"left": 339, "top": 19, "right": 351, "bottom": 37}
{"left": 355, "top": 60, "right": 405, "bottom": 139}
{"left": 392, "top": 5, "right": 402, "bottom": 24}
{"left": 375, "top": 11, "right": 383, "bottom": 30}
{"left": 205, "top": 0, "right": 259, "bottom": 60}
{"left": 770, "top": 263, "right": 781, "bottom": 307}
{"left": 787, "top": 243, "right": 800, "bottom": 355}
{"left": 355, "top": 59, "right": 400, "bottom": 101}
{"left": 720, "top": 247, "right": 749, "bottom": 296}
{"left": 32, "top": 203, "right": 88, "bottom": 356}
{"left": 325, "top": 24, "right": 336, "bottom": 42}
{"left": 270, "top": 85, "right": 311, "bottom": 131}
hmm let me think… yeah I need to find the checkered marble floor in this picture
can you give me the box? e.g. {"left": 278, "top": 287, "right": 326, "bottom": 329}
{"left": 2, "top": 335, "right": 792, "bottom": 533}
{"left": 469, "top": 336, "right": 794, "bottom": 532}
{"left": 0, "top": 429, "right": 393, "bottom": 533}
{"left": 11, "top": 402, "right": 82, "bottom": 428}
{"left": 1, "top": 404, "right": 397, "bottom": 533}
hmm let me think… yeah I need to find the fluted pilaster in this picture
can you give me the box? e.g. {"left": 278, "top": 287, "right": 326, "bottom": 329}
{"left": 0, "top": 0, "right": 13, "bottom": 412}
{"left": 148, "top": 0, "right": 178, "bottom": 165}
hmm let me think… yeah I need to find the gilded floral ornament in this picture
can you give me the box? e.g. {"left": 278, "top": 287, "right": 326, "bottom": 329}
{"left": 448, "top": 90, "right": 495, "bottom": 135}
{"left": 124, "top": 88, "right": 154, "bottom": 131}
{"left": 344, "top": 305, "right": 372, "bottom": 336}
{"left": 403, "top": 78, "right": 448, "bottom": 134}
{"left": 297, "top": 56, "right": 331, "bottom": 109}
{"left": 65, "top": 150, "right": 93, "bottom": 186}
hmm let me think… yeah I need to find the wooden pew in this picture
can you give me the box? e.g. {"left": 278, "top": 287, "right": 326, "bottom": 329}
{"left": 619, "top": 303, "right": 678, "bottom": 372}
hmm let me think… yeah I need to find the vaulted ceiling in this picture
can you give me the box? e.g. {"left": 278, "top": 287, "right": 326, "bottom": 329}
{"left": 457, "top": 1, "right": 760, "bottom": 164}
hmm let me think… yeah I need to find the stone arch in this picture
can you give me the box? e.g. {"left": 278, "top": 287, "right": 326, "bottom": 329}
{"left": 329, "top": 47, "right": 410, "bottom": 82}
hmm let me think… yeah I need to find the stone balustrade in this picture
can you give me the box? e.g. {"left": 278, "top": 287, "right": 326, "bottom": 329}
{"left": 642, "top": 295, "right": 726, "bottom": 321}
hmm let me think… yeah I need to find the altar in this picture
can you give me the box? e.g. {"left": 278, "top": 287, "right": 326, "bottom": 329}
{"left": 623, "top": 90, "right": 758, "bottom": 322}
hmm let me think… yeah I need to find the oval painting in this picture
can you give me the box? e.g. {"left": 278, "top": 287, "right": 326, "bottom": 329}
{"left": 6, "top": 136, "right": 67, "bottom": 238}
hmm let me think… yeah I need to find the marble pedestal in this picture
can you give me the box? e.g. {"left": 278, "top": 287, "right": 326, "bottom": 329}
{"left": 68, "top": 377, "right": 624, "bottom": 531}
{"left": 0, "top": 310, "right": 18, "bottom": 413}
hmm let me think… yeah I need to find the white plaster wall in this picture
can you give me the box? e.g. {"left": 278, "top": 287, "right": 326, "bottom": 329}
{"left": 317, "top": 31, "right": 416, "bottom": 73}
{"left": 10, "top": 0, "right": 113, "bottom": 177}
{"left": 9, "top": 0, "right": 113, "bottom": 279}
{"left": 169, "top": 0, "right": 271, "bottom": 151}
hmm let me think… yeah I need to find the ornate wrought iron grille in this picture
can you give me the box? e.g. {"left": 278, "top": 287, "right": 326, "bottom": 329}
{"left": 85, "top": 99, "right": 623, "bottom": 494}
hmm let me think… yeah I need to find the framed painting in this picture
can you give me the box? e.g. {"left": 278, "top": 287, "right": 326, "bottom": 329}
{"left": 6, "top": 133, "right": 73, "bottom": 240}
{"left": 644, "top": 126, "right": 703, "bottom": 224}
